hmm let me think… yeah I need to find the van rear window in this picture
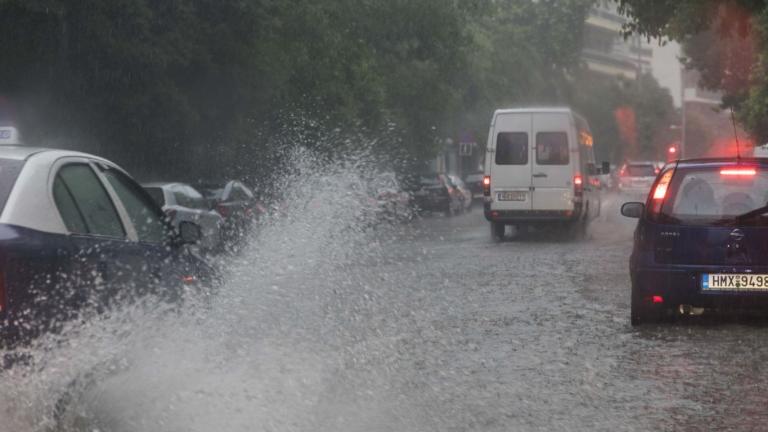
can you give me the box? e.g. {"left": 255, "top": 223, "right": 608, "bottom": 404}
{"left": 495, "top": 133, "right": 528, "bottom": 165}
{"left": 536, "top": 132, "right": 569, "bottom": 165}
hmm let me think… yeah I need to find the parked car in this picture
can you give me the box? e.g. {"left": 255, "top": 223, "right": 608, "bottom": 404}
{"left": 483, "top": 107, "right": 606, "bottom": 241}
{"left": 622, "top": 158, "right": 768, "bottom": 325}
{"left": 448, "top": 174, "right": 473, "bottom": 211}
{"left": 143, "top": 182, "right": 225, "bottom": 253}
{"left": 196, "top": 180, "right": 265, "bottom": 244}
{"left": 411, "top": 174, "right": 464, "bottom": 216}
{"left": 617, "top": 161, "right": 659, "bottom": 199}
{"left": 0, "top": 133, "right": 215, "bottom": 348}
{"left": 464, "top": 172, "right": 485, "bottom": 199}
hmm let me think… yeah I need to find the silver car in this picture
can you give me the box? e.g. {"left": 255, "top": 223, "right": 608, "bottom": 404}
{"left": 144, "top": 182, "right": 225, "bottom": 253}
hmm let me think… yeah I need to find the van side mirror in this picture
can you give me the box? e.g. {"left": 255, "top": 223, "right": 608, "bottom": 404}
{"left": 601, "top": 161, "right": 611, "bottom": 175}
{"left": 621, "top": 202, "right": 645, "bottom": 218}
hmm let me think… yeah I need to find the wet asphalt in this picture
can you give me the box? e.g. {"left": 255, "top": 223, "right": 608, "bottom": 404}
{"left": 364, "top": 194, "right": 768, "bottom": 431}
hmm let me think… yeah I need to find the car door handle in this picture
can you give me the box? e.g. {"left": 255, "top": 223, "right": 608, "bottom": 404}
{"left": 532, "top": 173, "right": 547, "bottom": 178}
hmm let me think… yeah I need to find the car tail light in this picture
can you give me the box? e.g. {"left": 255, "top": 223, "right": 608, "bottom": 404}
{"left": 483, "top": 176, "right": 491, "bottom": 196}
{"left": 652, "top": 295, "right": 664, "bottom": 304}
{"left": 648, "top": 169, "right": 675, "bottom": 214}
{"left": 573, "top": 174, "right": 583, "bottom": 196}
{"left": 216, "top": 204, "right": 230, "bottom": 217}
{"left": 721, "top": 168, "right": 757, "bottom": 176}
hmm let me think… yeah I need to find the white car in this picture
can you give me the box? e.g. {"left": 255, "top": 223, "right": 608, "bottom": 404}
{"left": 617, "top": 161, "right": 659, "bottom": 199}
{"left": 144, "top": 182, "right": 225, "bottom": 253}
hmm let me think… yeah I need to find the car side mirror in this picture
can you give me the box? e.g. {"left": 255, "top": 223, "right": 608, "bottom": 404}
{"left": 601, "top": 161, "right": 611, "bottom": 175}
{"left": 178, "top": 222, "right": 201, "bottom": 245}
{"left": 621, "top": 202, "right": 645, "bottom": 218}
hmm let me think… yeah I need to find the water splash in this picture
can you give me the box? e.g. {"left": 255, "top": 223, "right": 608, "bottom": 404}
{"left": 0, "top": 144, "right": 431, "bottom": 432}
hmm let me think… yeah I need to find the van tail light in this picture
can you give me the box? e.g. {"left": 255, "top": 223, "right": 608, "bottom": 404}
{"left": 648, "top": 169, "right": 675, "bottom": 215}
{"left": 483, "top": 176, "right": 491, "bottom": 196}
{"left": 573, "top": 174, "right": 583, "bottom": 196}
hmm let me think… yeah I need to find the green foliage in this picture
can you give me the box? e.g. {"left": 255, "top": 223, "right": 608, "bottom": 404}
{"left": 0, "top": 0, "right": 675, "bottom": 180}
{"left": 617, "top": 0, "right": 768, "bottom": 143}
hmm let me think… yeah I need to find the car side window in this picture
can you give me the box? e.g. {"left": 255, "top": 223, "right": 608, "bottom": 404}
{"left": 101, "top": 169, "right": 168, "bottom": 244}
{"left": 54, "top": 164, "right": 125, "bottom": 237}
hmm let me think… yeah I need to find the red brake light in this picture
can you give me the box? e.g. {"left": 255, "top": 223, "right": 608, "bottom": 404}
{"left": 652, "top": 295, "right": 664, "bottom": 304}
{"left": 574, "top": 174, "right": 583, "bottom": 196}
{"left": 483, "top": 176, "right": 491, "bottom": 197}
{"left": 652, "top": 170, "right": 673, "bottom": 200}
{"left": 721, "top": 168, "right": 757, "bottom": 176}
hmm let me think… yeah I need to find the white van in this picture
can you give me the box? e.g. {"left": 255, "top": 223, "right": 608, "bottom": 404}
{"left": 482, "top": 108, "right": 607, "bottom": 240}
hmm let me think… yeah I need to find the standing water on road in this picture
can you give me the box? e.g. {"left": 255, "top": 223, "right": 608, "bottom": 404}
{"left": 2, "top": 151, "right": 768, "bottom": 431}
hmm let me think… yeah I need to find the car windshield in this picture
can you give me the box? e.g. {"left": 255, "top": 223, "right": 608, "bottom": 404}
{"left": 660, "top": 166, "right": 768, "bottom": 225}
{"left": 626, "top": 165, "right": 656, "bottom": 177}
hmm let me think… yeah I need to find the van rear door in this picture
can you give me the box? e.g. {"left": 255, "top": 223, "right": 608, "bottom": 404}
{"left": 490, "top": 113, "right": 532, "bottom": 211}
{"left": 531, "top": 113, "right": 574, "bottom": 211}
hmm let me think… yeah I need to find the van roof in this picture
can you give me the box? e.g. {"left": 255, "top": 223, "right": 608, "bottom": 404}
{"left": 493, "top": 107, "right": 574, "bottom": 115}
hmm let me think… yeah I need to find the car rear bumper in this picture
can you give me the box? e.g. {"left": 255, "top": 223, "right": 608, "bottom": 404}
{"left": 633, "top": 266, "right": 768, "bottom": 309}
{"left": 483, "top": 202, "right": 582, "bottom": 223}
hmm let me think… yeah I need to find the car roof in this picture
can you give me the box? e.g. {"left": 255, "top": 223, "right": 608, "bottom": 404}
{"left": 0, "top": 146, "right": 63, "bottom": 160}
{"left": 675, "top": 157, "right": 768, "bottom": 168}
{"left": 624, "top": 160, "right": 657, "bottom": 166}
{"left": 494, "top": 107, "right": 572, "bottom": 115}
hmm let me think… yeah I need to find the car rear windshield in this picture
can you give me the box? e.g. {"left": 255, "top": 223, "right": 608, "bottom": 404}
{"left": 659, "top": 166, "right": 768, "bottom": 225}
{"left": 145, "top": 187, "right": 165, "bottom": 207}
{"left": 0, "top": 159, "right": 25, "bottom": 214}
{"left": 626, "top": 165, "right": 656, "bottom": 177}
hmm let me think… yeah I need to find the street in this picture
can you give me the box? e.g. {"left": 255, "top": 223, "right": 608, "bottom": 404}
{"left": 4, "top": 192, "right": 768, "bottom": 431}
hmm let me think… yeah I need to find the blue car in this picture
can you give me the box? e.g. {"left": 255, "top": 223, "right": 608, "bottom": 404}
{"left": 622, "top": 158, "right": 768, "bottom": 325}
{"left": 0, "top": 134, "right": 215, "bottom": 348}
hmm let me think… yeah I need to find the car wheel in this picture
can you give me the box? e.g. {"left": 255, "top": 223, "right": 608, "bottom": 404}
{"left": 491, "top": 222, "right": 505, "bottom": 241}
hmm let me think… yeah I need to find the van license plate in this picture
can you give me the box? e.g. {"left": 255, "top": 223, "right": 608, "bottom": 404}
{"left": 497, "top": 191, "right": 526, "bottom": 201}
{"left": 702, "top": 273, "right": 768, "bottom": 291}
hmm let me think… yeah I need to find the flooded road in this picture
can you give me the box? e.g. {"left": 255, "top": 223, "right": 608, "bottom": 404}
{"left": 4, "top": 189, "right": 768, "bottom": 431}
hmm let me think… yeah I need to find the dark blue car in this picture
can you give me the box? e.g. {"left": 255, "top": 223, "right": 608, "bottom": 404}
{"left": 622, "top": 158, "right": 768, "bottom": 325}
{"left": 0, "top": 143, "right": 215, "bottom": 348}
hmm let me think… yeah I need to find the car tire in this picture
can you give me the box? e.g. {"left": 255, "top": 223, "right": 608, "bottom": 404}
{"left": 491, "top": 222, "right": 505, "bottom": 241}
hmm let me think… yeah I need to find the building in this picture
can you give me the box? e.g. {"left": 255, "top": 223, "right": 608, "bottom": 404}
{"left": 582, "top": 2, "right": 653, "bottom": 79}
{"left": 681, "top": 69, "right": 752, "bottom": 158}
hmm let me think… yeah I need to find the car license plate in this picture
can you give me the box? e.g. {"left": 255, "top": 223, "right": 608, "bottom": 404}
{"left": 497, "top": 191, "right": 526, "bottom": 201}
{"left": 702, "top": 273, "right": 768, "bottom": 291}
